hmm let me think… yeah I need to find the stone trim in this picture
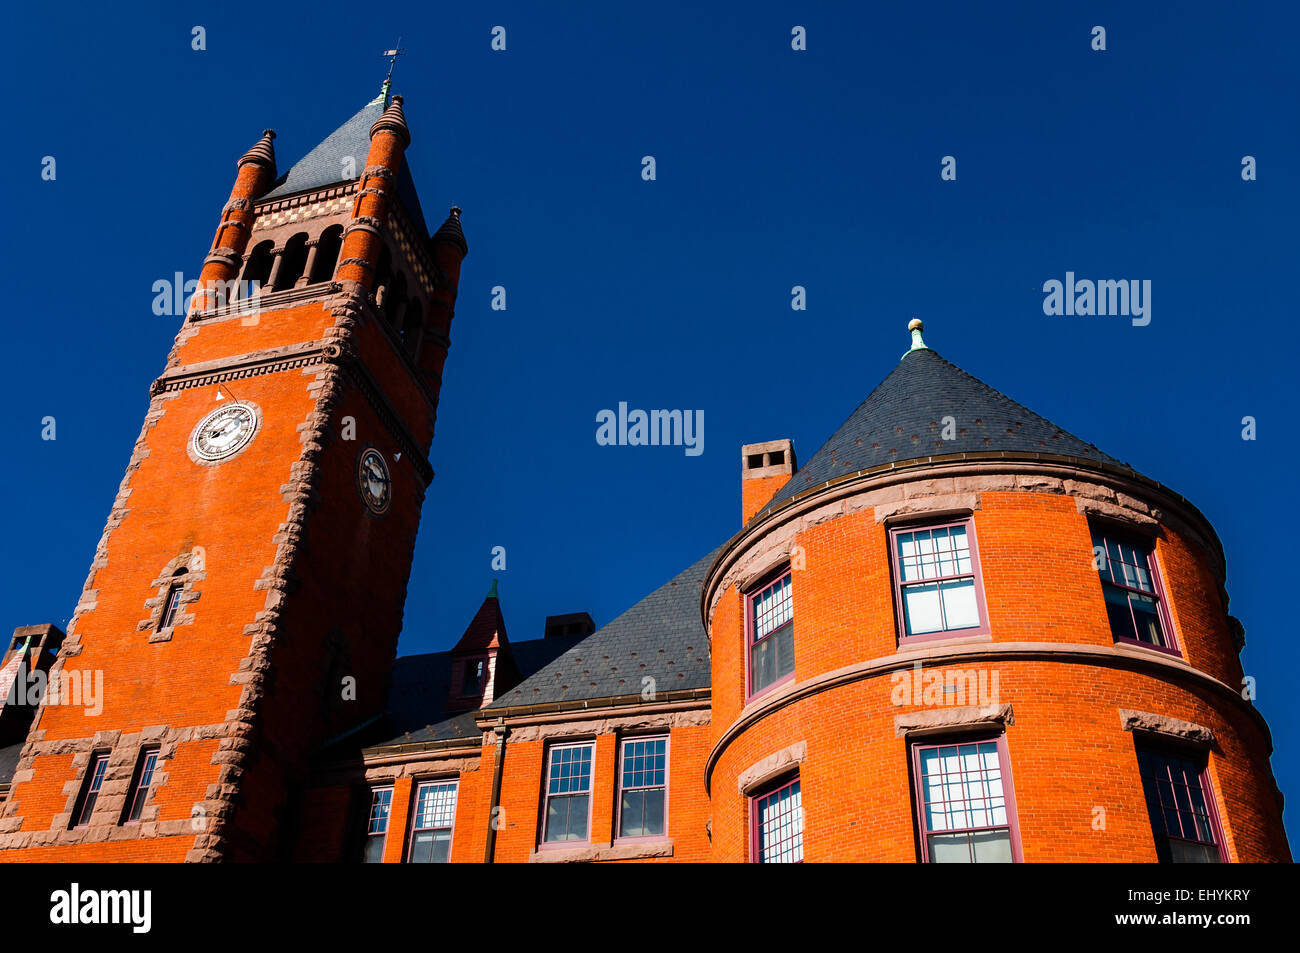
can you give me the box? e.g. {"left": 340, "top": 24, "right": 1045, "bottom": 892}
{"left": 362, "top": 756, "right": 481, "bottom": 784}
{"left": 529, "top": 839, "right": 673, "bottom": 863}
{"left": 1119, "top": 708, "right": 1215, "bottom": 747}
{"left": 894, "top": 703, "right": 1014, "bottom": 738}
{"left": 737, "top": 741, "right": 806, "bottom": 795}
{"left": 875, "top": 492, "right": 979, "bottom": 525}
{"left": 704, "top": 461, "right": 1226, "bottom": 628}
{"left": 0, "top": 723, "right": 222, "bottom": 850}
{"left": 338, "top": 256, "right": 375, "bottom": 272}
{"left": 137, "top": 550, "right": 208, "bottom": 642}
{"left": 153, "top": 345, "right": 323, "bottom": 395}
{"left": 482, "top": 706, "right": 710, "bottom": 745}
{"left": 703, "top": 640, "right": 1270, "bottom": 794}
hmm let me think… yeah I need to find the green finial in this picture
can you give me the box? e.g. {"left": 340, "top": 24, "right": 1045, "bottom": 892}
{"left": 487, "top": 580, "right": 499, "bottom": 599}
{"left": 902, "top": 318, "right": 930, "bottom": 359}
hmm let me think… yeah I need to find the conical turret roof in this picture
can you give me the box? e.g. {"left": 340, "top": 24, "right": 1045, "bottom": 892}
{"left": 760, "top": 323, "right": 1126, "bottom": 516}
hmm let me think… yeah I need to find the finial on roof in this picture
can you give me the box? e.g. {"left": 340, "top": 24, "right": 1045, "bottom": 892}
{"left": 369, "top": 94, "right": 411, "bottom": 146}
{"left": 237, "top": 129, "right": 277, "bottom": 172}
{"left": 902, "top": 318, "right": 930, "bottom": 359}
{"left": 432, "top": 206, "right": 469, "bottom": 255}
{"left": 487, "top": 580, "right": 499, "bottom": 599}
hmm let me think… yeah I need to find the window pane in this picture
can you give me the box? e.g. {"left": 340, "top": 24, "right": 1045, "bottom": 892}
{"left": 1136, "top": 748, "right": 1220, "bottom": 863}
{"left": 1130, "top": 593, "right": 1165, "bottom": 646}
{"left": 549, "top": 793, "right": 588, "bottom": 842}
{"left": 929, "top": 832, "right": 972, "bottom": 863}
{"left": 903, "top": 583, "right": 943, "bottom": 634}
{"left": 939, "top": 579, "right": 979, "bottom": 629}
{"left": 751, "top": 622, "right": 793, "bottom": 693}
{"left": 970, "top": 829, "right": 1013, "bottom": 863}
{"left": 1103, "top": 586, "right": 1139, "bottom": 642}
{"left": 362, "top": 835, "right": 386, "bottom": 863}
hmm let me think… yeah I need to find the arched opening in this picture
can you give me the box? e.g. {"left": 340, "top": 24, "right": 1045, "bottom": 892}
{"left": 237, "top": 241, "right": 274, "bottom": 299}
{"left": 275, "top": 233, "right": 310, "bottom": 290}
{"left": 401, "top": 299, "right": 423, "bottom": 358}
{"left": 386, "top": 272, "right": 408, "bottom": 327}
{"left": 374, "top": 245, "right": 394, "bottom": 311}
{"left": 310, "top": 225, "right": 344, "bottom": 283}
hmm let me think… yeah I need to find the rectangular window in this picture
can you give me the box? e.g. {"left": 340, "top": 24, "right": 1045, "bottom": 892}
{"left": 618, "top": 737, "right": 668, "bottom": 839}
{"left": 892, "top": 519, "right": 988, "bottom": 640}
{"left": 407, "top": 781, "right": 458, "bottom": 863}
{"left": 542, "top": 742, "right": 594, "bottom": 844}
{"left": 1136, "top": 747, "right": 1224, "bottom": 863}
{"left": 1092, "top": 529, "right": 1174, "bottom": 650}
{"left": 121, "top": 747, "right": 160, "bottom": 824}
{"left": 362, "top": 786, "right": 393, "bottom": 863}
{"left": 913, "top": 736, "right": 1020, "bottom": 863}
{"left": 71, "top": 752, "right": 110, "bottom": 829}
{"left": 750, "top": 775, "right": 803, "bottom": 863}
{"left": 748, "top": 569, "right": 794, "bottom": 697}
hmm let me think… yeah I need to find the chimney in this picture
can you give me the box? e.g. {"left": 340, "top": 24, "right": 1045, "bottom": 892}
{"left": 741, "top": 439, "right": 796, "bottom": 524}
{"left": 544, "top": 612, "right": 595, "bottom": 640}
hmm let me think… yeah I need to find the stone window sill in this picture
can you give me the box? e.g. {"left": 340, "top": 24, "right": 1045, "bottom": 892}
{"left": 528, "top": 839, "right": 674, "bottom": 863}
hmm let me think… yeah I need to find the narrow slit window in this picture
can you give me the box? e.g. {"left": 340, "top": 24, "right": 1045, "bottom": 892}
{"left": 71, "top": 752, "right": 110, "bottom": 829}
{"left": 122, "top": 747, "right": 160, "bottom": 824}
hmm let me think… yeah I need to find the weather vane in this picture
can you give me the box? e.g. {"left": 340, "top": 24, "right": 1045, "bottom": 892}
{"left": 382, "top": 37, "right": 405, "bottom": 85}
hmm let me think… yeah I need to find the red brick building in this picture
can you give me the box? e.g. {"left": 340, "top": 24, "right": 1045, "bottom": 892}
{"left": 0, "top": 88, "right": 1289, "bottom": 863}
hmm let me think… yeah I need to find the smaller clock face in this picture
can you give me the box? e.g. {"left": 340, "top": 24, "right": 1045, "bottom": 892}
{"left": 357, "top": 448, "right": 392, "bottom": 514}
{"left": 190, "top": 403, "right": 258, "bottom": 462}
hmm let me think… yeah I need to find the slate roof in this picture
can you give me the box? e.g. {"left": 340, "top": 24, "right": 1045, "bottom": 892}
{"left": 263, "top": 98, "right": 430, "bottom": 236}
{"left": 488, "top": 548, "right": 719, "bottom": 709}
{"left": 0, "top": 741, "right": 22, "bottom": 785}
{"left": 762, "top": 346, "right": 1126, "bottom": 514}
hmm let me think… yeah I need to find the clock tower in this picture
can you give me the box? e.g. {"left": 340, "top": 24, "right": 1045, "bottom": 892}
{"left": 0, "top": 87, "right": 466, "bottom": 861}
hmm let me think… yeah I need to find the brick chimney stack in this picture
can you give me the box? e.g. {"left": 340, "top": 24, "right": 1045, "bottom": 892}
{"left": 741, "top": 439, "right": 796, "bottom": 524}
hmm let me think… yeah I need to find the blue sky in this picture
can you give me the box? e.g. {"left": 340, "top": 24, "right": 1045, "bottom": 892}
{"left": 1, "top": 1, "right": 1297, "bottom": 844}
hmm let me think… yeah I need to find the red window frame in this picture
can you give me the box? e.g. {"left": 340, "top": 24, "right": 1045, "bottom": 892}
{"left": 70, "top": 751, "right": 110, "bottom": 829}
{"left": 911, "top": 733, "right": 1023, "bottom": 863}
{"left": 540, "top": 741, "right": 595, "bottom": 848}
{"left": 1091, "top": 527, "right": 1179, "bottom": 655}
{"left": 361, "top": 785, "right": 393, "bottom": 863}
{"left": 1135, "top": 745, "right": 1227, "bottom": 863}
{"left": 890, "top": 517, "right": 991, "bottom": 643}
{"left": 615, "top": 735, "right": 669, "bottom": 842}
{"left": 121, "top": 746, "right": 160, "bottom": 824}
{"left": 406, "top": 779, "right": 459, "bottom": 863}
{"left": 749, "top": 773, "right": 803, "bottom": 863}
{"left": 745, "top": 566, "right": 795, "bottom": 701}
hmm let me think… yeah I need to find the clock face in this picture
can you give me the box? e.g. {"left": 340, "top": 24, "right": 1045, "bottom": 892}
{"left": 190, "top": 403, "right": 258, "bottom": 462}
{"left": 357, "top": 448, "right": 392, "bottom": 514}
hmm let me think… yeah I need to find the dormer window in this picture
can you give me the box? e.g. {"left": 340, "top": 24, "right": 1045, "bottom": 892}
{"left": 462, "top": 658, "right": 485, "bottom": 695}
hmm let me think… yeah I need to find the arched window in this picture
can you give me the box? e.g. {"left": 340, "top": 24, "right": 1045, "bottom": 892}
{"left": 159, "top": 568, "right": 188, "bottom": 630}
{"left": 275, "top": 233, "right": 310, "bottom": 290}
{"left": 386, "top": 272, "right": 408, "bottom": 327}
{"left": 401, "top": 299, "right": 423, "bottom": 358}
{"left": 237, "top": 241, "right": 274, "bottom": 299}
{"left": 310, "top": 225, "right": 344, "bottom": 283}
{"left": 374, "top": 245, "right": 394, "bottom": 309}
